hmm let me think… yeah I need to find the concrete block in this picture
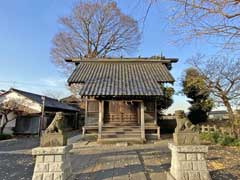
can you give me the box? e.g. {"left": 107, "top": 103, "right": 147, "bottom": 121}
{"left": 178, "top": 153, "right": 186, "bottom": 161}
{"left": 32, "top": 145, "right": 72, "bottom": 156}
{"left": 35, "top": 163, "right": 49, "bottom": 172}
{"left": 187, "top": 153, "right": 197, "bottom": 161}
{"left": 192, "top": 161, "right": 199, "bottom": 170}
{"left": 197, "top": 153, "right": 205, "bottom": 160}
{"left": 54, "top": 172, "right": 65, "bottom": 180}
{"left": 45, "top": 155, "right": 55, "bottom": 162}
{"left": 199, "top": 171, "right": 211, "bottom": 180}
{"left": 188, "top": 172, "right": 200, "bottom": 180}
{"left": 178, "top": 172, "right": 188, "bottom": 180}
{"left": 36, "top": 156, "right": 44, "bottom": 163}
{"left": 43, "top": 173, "right": 53, "bottom": 180}
{"left": 55, "top": 155, "right": 65, "bottom": 162}
{"left": 49, "top": 162, "right": 65, "bottom": 172}
{"left": 32, "top": 173, "right": 43, "bottom": 180}
{"left": 198, "top": 161, "right": 207, "bottom": 171}
{"left": 181, "top": 161, "right": 192, "bottom": 170}
{"left": 168, "top": 143, "right": 208, "bottom": 153}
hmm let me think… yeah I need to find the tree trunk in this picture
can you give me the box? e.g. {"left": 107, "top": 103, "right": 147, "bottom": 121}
{"left": 0, "top": 114, "right": 8, "bottom": 135}
{"left": 221, "top": 96, "right": 236, "bottom": 135}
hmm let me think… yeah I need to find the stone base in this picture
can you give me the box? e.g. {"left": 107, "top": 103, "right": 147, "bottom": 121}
{"left": 167, "top": 143, "right": 211, "bottom": 180}
{"left": 40, "top": 133, "right": 67, "bottom": 147}
{"left": 173, "top": 133, "right": 200, "bottom": 145}
{"left": 166, "top": 172, "right": 176, "bottom": 180}
{"left": 32, "top": 145, "right": 73, "bottom": 180}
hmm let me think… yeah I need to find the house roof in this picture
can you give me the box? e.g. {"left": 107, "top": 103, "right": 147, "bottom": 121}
{"left": 9, "top": 88, "right": 79, "bottom": 112}
{"left": 209, "top": 110, "right": 228, "bottom": 115}
{"left": 67, "top": 58, "right": 177, "bottom": 97}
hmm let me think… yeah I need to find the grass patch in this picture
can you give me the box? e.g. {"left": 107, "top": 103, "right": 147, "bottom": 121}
{"left": 0, "top": 134, "right": 12, "bottom": 140}
{"left": 200, "top": 132, "right": 240, "bottom": 146}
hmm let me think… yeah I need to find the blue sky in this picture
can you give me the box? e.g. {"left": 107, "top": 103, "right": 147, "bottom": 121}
{"left": 0, "top": 0, "right": 219, "bottom": 113}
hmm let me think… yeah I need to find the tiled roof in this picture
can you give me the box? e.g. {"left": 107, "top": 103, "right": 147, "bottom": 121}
{"left": 68, "top": 59, "right": 175, "bottom": 96}
{"left": 11, "top": 88, "right": 79, "bottom": 112}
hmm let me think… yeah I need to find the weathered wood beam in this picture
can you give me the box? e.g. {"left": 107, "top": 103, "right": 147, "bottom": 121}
{"left": 98, "top": 100, "right": 103, "bottom": 139}
{"left": 140, "top": 101, "right": 146, "bottom": 141}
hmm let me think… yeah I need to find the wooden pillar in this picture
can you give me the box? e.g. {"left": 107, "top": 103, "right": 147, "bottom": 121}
{"left": 154, "top": 100, "right": 157, "bottom": 125}
{"left": 85, "top": 97, "right": 88, "bottom": 125}
{"left": 140, "top": 101, "right": 146, "bottom": 141}
{"left": 98, "top": 100, "right": 103, "bottom": 139}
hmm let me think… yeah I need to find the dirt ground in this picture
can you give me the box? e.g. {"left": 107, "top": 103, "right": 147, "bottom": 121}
{"left": 0, "top": 136, "right": 239, "bottom": 180}
{"left": 207, "top": 145, "right": 240, "bottom": 180}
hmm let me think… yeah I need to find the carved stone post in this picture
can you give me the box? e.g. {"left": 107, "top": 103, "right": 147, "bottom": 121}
{"left": 167, "top": 110, "right": 211, "bottom": 180}
{"left": 32, "top": 112, "right": 73, "bottom": 180}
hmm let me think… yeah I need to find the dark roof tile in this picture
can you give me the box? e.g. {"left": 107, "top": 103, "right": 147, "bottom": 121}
{"left": 68, "top": 60, "right": 175, "bottom": 96}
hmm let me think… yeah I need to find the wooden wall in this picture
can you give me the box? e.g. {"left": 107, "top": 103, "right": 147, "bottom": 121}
{"left": 85, "top": 99, "right": 157, "bottom": 126}
{"left": 86, "top": 100, "right": 99, "bottom": 125}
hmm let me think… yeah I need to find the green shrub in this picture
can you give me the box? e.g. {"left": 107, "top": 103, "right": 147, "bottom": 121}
{"left": 210, "top": 132, "right": 220, "bottom": 143}
{"left": 0, "top": 134, "right": 12, "bottom": 140}
{"left": 200, "top": 132, "right": 212, "bottom": 141}
{"left": 200, "top": 132, "right": 240, "bottom": 146}
{"left": 218, "top": 135, "right": 235, "bottom": 146}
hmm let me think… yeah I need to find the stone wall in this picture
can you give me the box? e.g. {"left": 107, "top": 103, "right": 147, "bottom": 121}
{"left": 167, "top": 143, "right": 211, "bottom": 180}
{"left": 32, "top": 145, "right": 72, "bottom": 180}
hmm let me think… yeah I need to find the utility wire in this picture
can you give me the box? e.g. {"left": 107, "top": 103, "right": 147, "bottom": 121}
{"left": 0, "top": 80, "right": 68, "bottom": 88}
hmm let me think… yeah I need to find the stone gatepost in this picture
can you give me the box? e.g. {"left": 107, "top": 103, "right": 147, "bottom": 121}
{"left": 32, "top": 145, "right": 73, "bottom": 180}
{"left": 167, "top": 143, "right": 210, "bottom": 180}
{"left": 167, "top": 110, "right": 211, "bottom": 180}
{"left": 32, "top": 112, "right": 73, "bottom": 180}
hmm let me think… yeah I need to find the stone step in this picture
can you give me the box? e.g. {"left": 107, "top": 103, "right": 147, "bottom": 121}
{"left": 98, "top": 137, "right": 144, "bottom": 144}
{"left": 101, "top": 134, "right": 141, "bottom": 139}
{"left": 102, "top": 131, "right": 141, "bottom": 135}
{"left": 103, "top": 123, "right": 139, "bottom": 127}
{"left": 102, "top": 129, "right": 141, "bottom": 134}
{"left": 102, "top": 128, "right": 140, "bottom": 132}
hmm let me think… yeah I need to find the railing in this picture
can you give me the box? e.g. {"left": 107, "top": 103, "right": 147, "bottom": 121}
{"left": 199, "top": 124, "right": 234, "bottom": 137}
{"left": 104, "top": 113, "right": 137, "bottom": 123}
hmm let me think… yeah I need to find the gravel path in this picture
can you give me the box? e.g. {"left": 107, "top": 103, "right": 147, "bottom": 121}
{"left": 0, "top": 136, "right": 239, "bottom": 180}
{"left": 0, "top": 137, "right": 39, "bottom": 180}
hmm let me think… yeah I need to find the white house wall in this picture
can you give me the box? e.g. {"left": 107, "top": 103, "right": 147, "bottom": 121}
{"left": 0, "top": 91, "right": 42, "bottom": 134}
{"left": 0, "top": 112, "right": 16, "bottom": 134}
{"left": 0, "top": 91, "right": 41, "bottom": 113}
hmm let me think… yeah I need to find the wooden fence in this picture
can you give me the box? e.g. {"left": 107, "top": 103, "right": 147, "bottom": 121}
{"left": 199, "top": 125, "right": 235, "bottom": 137}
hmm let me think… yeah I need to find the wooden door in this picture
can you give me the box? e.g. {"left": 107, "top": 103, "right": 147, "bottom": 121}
{"left": 104, "top": 101, "right": 138, "bottom": 124}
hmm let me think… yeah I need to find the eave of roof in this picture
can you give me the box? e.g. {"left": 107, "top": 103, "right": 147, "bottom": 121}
{"left": 65, "top": 57, "right": 179, "bottom": 63}
{"left": 67, "top": 58, "right": 177, "bottom": 97}
{"left": 8, "top": 88, "right": 79, "bottom": 112}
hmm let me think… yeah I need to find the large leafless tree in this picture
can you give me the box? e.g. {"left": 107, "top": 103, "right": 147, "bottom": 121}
{"left": 188, "top": 54, "right": 240, "bottom": 133}
{"left": 142, "top": 0, "right": 240, "bottom": 49}
{"left": 51, "top": 1, "right": 141, "bottom": 74}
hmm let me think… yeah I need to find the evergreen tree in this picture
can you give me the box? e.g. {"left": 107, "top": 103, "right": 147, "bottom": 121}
{"left": 182, "top": 68, "right": 213, "bottom": 124}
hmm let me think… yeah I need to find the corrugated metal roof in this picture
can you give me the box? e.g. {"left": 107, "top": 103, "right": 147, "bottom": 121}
{"left": 68, "top": 60, "right": 175, "bottom": 96}
{"left": 11, "top": 88, "right": 79, "bottom": 112}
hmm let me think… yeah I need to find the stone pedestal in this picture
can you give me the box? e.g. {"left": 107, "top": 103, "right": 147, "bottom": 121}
{"left": 32, "top": 145, "right": 73, "bottom": 180}
{"left": 173, "top": 133, "right": 200, "bottom": 145}
{"left": 167, "top": 143, "right": 211, "bottom": 180}
{"left": 40, "top": 133, "right": 67, "bottom": 147}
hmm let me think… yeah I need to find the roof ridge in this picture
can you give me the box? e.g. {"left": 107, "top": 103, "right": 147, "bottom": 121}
{"left": 11, "top": 88, "right": 58, "bottom": 101}
{"left": 65, "top": 57, "right": 178, "bottom": 63}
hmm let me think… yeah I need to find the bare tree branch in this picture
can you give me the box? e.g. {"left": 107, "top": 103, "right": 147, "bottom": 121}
{"left": 51, "top": 1, "right": 141, "bottom": 75}
{"left": 187, "top": 54, "right": 240, "bottom": 131}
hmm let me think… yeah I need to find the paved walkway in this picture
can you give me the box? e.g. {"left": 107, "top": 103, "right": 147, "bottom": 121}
{"left": 0, "top": 136, "right": 238, "bottom": 180}
{"left": 0, "top": 137, "right": 39, "bottom": 180}
{"left": 71, "top": 140, "right": 171, "bottom": 180}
